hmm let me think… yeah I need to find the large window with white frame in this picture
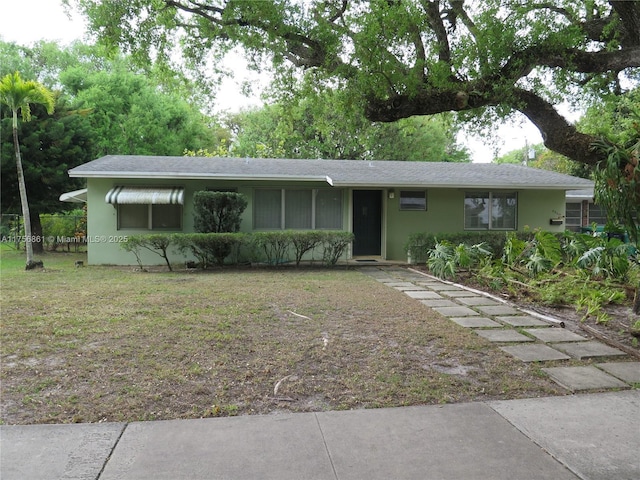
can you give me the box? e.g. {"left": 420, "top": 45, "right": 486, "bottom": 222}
{"left": 464, "top": 192, "right": 517, "bottom": 230}
{"left": 254, "top": 188, "right": 343, "bottom": 230}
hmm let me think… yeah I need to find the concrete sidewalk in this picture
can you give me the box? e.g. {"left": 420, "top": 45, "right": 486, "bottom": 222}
{"left": 1, "top": 390, "right": 638, "bottom": 480}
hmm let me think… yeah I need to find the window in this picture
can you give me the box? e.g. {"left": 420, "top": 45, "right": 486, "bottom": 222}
{"left": 118, "top": 204, "right": 182, "bottom": 230}
{"left": 565, "top": 202, "right": 582, "bottom": 232}
{"left": 464, "top": 192, "right": 517, "bottom": 230}
{"left": 399, "top": 190, "right": 427, "bottom": 211}
{"left": 254, "top": 188, "right": 343, "bottom": 230}
{"left": 588, "top": 203, "right": 607, "bottom": 225}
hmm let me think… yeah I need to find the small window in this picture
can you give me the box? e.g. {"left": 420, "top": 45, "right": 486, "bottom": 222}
{"left": 118, "top": 204, "right": 182, "bottom": 230}
{"left": 400, "top": 191, "right": 427, "bottom": 211}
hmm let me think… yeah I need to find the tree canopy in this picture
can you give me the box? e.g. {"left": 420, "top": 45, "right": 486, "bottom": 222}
{"left": 67, "top": 0, "right": 640, "bottom": 165}
{"left": 225, "top": 91, "right": 469, "bottom": 161}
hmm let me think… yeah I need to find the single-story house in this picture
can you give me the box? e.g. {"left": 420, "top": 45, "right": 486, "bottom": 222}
{"left": 66, "top": 155, "right": 595, "bottom": 265}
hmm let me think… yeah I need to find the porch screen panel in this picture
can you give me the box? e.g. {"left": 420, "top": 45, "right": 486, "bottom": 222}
{"left": 464, "top": 192, "right": 489, "bottom": 229}
{"left": 254, "top": 189, "right": 282, "bottom": 229}
{"left": 285, "top": 190, "right": 312, "bottom": 229}
{"left": 315, "top": 189, "right": 342, "bottom": 229}
{"left": 491, "top": 193, "right": 517, "bottom": 229}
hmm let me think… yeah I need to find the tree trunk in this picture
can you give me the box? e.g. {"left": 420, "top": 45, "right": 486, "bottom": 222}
{"left": 11, "top": 110, "right": 36, "bottom": 268}
{"left": 31, "top": 211, "right": 44, "bottom": 254}
{"left": 634, "top": 285, "right": 640, "bottom": 316}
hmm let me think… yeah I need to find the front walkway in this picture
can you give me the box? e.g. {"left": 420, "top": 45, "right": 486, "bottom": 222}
{"left": 358, "top": 266, "right": 640, "bottom": 392}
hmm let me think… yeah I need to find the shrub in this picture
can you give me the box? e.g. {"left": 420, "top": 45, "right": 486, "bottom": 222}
{"left": 289, "top": 230, "right": 324, "bottom": 266}
{"left": 405, "top": 231, "right": 532, "bottom": 263}
{"left": 120, "top": 234, "right": 174, "bottom": 271}
{"left": 320, "top": 231, "right": 354, "bottom": 266}
{"left": 251, "top": 231, "right": 293, "bottom": 265}
{"left": 174, "top": 233, "right": 245, "bottom": 268}
{"left": 193, "top": 191, "right": 247, "bottom": 233}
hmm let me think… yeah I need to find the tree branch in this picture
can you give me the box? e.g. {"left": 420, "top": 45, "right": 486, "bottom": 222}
{"left": 510, "top": 89, "right": 601, "bottom": 165}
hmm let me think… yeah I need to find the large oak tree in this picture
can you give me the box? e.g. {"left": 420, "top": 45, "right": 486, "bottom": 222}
{"left": 67, "top": 0, "right": 639, "bottom": 165}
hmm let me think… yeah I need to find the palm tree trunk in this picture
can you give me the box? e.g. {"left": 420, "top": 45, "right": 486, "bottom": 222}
{"left": 12, "top": 110, "right": 35, "bottom": 268}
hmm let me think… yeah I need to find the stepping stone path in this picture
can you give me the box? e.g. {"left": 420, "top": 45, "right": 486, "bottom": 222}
{"left": 358, "top": 266, "right": 640, "bottom": 393}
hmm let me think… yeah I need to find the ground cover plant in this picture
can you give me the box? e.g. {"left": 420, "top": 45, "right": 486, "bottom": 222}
{"left": 421, "top": 231, "right": 640, "bottom": 353}
{"left": 0, "top": 246, "right": 563, "bottom": 425}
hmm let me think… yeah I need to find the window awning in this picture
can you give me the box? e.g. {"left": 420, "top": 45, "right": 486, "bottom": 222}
{"left": 105, "top": 186, "right": 184, "bottom": 205}
{"left": 59, "top": 188, "right": 87, "bottom": 203}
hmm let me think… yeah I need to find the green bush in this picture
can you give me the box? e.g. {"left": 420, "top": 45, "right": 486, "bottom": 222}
{"left": 121, "top": 234, "right": 174, "bottom": 271}
{"left": 250, "top": 231, "right": 294, "bottom": 265}
{"left": 174, "top": 233, "right": 245, "bottom": 268}
{"left": 405, "top": 231, "right": 531, "bottom": 264}
{"left": 40, "top": 211, "right": 85, "bottom": 251}
{"left": 320, "top": 231, "right": 355, "bottom": 266}
{"left": 193, "top": 191, "right": 248, "bottom": 233}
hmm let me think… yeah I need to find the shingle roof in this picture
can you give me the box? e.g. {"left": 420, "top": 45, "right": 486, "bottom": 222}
{"left": 69, "top": 155, "right": 595, "bottom": 190}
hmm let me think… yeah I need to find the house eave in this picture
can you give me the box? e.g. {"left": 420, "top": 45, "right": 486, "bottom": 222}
{"left": 70, "top": 170, "right": 334, "bottom": 186}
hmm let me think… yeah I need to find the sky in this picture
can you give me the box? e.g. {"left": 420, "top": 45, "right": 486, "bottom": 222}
{"left": 0, "top": 0, "right": 549, "bottom": 163}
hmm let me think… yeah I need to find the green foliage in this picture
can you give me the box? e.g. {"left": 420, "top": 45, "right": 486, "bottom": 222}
{"left": 427, "top": 240, "right": 492, "bottom": 280}
{"left": 225, "top": 96, "right": 469, "bottom": 161}
{"left": 289, "top": 230, "right": 324, "bottom": 266}
{"left": 250, "top": 232, "right": 293, "bottom": 266}
{"left": 173, "top": 233, "right": 245, "bottom": 268}
{"left": 406, "top": 231, "right": 527, "bottom": 264}
{"left": 40, "top": 210, "right": 85, "bottom": 251}
{"left": 121, "top": 234, "right": 174, "bottom": 271}
{"left": 192, "top": 191, "right": 248, "bottom": 234}
{"left": 422, "top": 229, "right": 635, "bottom": 322}
{"left": 502, "top": 230, "right": 563, "bottom": 276}
{"left": 576, "top": 240, "right": 631, "bottom": 280}
{"left": 320, "top": 231, "right": 355, "bottom": 266}
{"left": 69, "top": 0, "right": 639, "bottom": 165}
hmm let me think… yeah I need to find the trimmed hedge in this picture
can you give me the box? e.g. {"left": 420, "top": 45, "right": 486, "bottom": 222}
{"left": 120, "top": 231, "right": 355, "bottom": 269}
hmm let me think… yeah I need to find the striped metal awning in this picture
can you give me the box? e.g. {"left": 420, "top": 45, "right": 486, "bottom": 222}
{"left": 105, "top": 186, "right": 184, "bottom": 205}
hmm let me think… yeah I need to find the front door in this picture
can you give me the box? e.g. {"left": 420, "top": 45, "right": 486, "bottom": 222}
{"left": 352, "top": 190, "right": 382, "bottom": 256}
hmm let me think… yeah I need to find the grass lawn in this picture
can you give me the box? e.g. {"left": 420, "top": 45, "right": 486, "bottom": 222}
{"left": 0, "top": 246, "right": 562, "bottom": 425}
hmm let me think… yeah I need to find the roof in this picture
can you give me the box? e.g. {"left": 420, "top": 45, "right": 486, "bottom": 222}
{"left": 69, "top": 155, "right": 595, "bottom": 190}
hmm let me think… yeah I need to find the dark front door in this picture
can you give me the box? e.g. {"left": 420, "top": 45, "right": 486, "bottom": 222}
{"left": 352, "top": 190, "right": 382, "bottom": 256}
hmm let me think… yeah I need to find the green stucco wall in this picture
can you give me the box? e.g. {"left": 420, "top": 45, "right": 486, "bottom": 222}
{"left": 85, "top": 179, "right": 568, "bottom": 265}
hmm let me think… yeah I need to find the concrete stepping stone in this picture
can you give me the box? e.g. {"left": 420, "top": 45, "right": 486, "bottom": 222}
{"left": 419, "top": 299, "right": 460, "bottom": 308}
{"left": 596, "top": 362, "right": 640, "bottom": 383}
{"left": 495, "top": 315, "right": 550, "bottom": 327}
{"left": 449, "top": 317, "right": 502, "bottom": 328}
{"left": 396, "top": 286, "right": 428, "bottom": 292}
{"left": 384, "top": 282, "right": 418, "bottom": 288}
{"left": 432, "top": 306, "right": 480, "bottom": 317}
{"left": 553, "top": 341, "right": 627, "bottom": 360}
{"left": 426, "top": 284, "right": 467, "bottom": 291}
{"left": 477, "top": 305, "right": 521, "bottom": 316}
{"left": 475, "top": 330, "right": 534, "bottom": 342}
{"left": 500, "top": 344, "right": 571, "bottom": 362}
{"left": 414, "top": 281, "right": 445, "bottom": 288}
{"left": 404, "top": 290, "right": 442, "bottom": 299}
{"left": 455, "top": 296, "right": 502, "bottom": 306}
{"left": 440, "top": 290, "right": 481, "bottom": 298}
{"left": 542, "top": 366, "right": 629, "bottom": 391}
{"left": 523, "top": 328, "right": 588, "bottom": 343}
